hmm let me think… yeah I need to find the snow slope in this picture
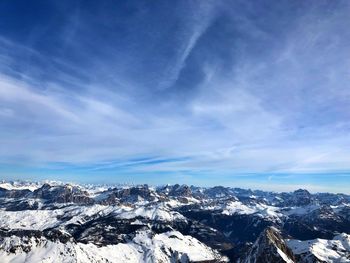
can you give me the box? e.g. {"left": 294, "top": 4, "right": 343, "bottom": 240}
{"left": 287, "top": 233, "right": 350, "bottom": 262}
{"left": 222, "top": 200, "right": 282, "bottom": 219}
{"left": 0, "top": 230, "right": 227, "bottom": 263}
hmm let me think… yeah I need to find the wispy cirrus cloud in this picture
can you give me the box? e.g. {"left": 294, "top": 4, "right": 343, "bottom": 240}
{"left": 158, "top": 1, "right": 219, "bottom": 90}
{"left": 0, "top": 1, "right": 350, "bottom": 192}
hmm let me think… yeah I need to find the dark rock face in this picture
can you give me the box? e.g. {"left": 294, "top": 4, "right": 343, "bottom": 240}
{"left": 117, "top": 185, "right": 157, "bottom": 202}
{"left": 282, "top": 189, "right": 314, "bottom": 207}
{"left": 0, "top": 199, "right": 40, "bottom": 211}
{"left": 66, "top": 216, "right": 148, "bottom": 246}
{"left": 179, "top": 209, "right": 275, "bottom": 244}
{"left": 32, "top": 184, "right": 93, "bottom": 204}
{"left": 239, "top": 227, "right": 296, "bottom": 263}
{"left": 97, "top": 185, "right": 159, "bottom": 205}
{"left": 174, "top": 219, "right": 234, "bottom": 253}
{"left": 0, "top": 187, "right": 32, "bottom": 198}
{"left": 315, "top": 193, "right": 350, "bottom": 206}
{"left": 163, "top": 184, "right": 192, "bottom": 198}
{"left": 283, "top": 206, "right": 350, "bottom": 240}
{"left": 0, "top": 183, "right": 94, "bottom": 205}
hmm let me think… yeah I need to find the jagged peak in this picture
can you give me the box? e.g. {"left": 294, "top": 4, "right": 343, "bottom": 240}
{"left": 240, "top": 227, "right": 296, "bottom": 263}
{"left": 293, "top": 189, "right": 311, "bottom": 195}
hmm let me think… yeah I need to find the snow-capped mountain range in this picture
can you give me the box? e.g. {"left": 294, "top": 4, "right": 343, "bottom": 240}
{"left": 0, "top": 181, "right": 349, "bottom": 262}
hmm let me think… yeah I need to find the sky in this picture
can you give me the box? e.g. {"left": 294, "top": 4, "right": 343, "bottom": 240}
{"left": 0, "top": 0, "right": 350, "bottom": 193}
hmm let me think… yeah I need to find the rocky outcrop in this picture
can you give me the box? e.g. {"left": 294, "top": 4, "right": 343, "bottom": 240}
{"left": 32, "top": 184, "right": 93, "bottom": 204}
{"left": 0, "top": 187, "right": 32, "bottom": 198}
{"left": 239, "top": 227, "right": 296, "bottom": 263}
{"left": 282, "top": 189, "right": 314, "bottom": 207}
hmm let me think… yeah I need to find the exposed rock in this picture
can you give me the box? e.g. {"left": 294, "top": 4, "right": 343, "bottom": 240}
{"left": 239, "top": 227, "right": 296, "bottom": 263}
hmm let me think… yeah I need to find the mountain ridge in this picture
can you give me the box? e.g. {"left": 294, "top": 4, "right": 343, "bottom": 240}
{"left": 0, "top": 180, "right": 349, "bottom": 262}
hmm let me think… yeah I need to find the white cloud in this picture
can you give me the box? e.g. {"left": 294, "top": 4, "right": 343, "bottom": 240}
{"left": 0, "top": 1, "right": 350, "bottom": 190}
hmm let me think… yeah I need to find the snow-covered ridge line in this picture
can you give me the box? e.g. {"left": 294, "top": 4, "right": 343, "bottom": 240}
{"left": 0, "top": 180, "right": 349, "bottom": 262}
{"left": 0, "top": 180, "right": 134, "bottom": 192}
{"left": 1, "top": 180, "right": 350, "bottom": 220}
{"left": 1, "top": 180, "right": 350, "bottom": 196}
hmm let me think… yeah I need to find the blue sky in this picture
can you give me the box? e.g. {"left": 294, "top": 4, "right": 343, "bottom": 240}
{"left": 0, "top": 0, "right": 350, "bottom": 193}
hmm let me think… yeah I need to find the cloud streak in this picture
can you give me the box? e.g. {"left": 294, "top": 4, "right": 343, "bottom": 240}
{"left": 158, "top": 2, "right": 218, "bottom": 90}
{"left": 0, "top": 0, "right": 350, "bottom": 192}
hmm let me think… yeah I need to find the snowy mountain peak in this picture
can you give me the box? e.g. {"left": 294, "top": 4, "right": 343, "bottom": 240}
{"left": 0, "top": 181, "right": 349, "bottom": 262}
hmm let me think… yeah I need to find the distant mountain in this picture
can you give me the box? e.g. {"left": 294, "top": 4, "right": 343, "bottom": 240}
{"left": 0, "top": 181, "right": 349, "bottom": 262}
